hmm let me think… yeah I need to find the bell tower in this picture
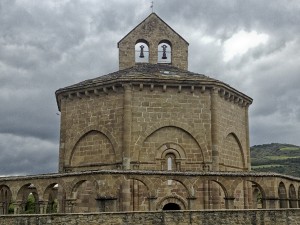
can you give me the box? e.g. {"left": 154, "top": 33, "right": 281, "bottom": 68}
{"left": 118, "top": 13, "right": 189, "bottom": 70}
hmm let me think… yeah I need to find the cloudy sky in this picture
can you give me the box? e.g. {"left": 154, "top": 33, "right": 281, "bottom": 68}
{"left": 1, "top": 0, "right": 300, "bottom": 175}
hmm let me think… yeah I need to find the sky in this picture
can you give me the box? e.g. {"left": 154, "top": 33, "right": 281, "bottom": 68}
{"left": 0, "top": 0, "right": 300, "bottom": 176}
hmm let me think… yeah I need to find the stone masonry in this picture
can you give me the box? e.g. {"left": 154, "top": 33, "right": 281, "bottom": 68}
{"left": 0, "top": 12, "right": 300, "bottom": 225}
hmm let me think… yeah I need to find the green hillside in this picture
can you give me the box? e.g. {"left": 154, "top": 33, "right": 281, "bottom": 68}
{"left": 250, "top": 143, "right": 300, "bottom": 177}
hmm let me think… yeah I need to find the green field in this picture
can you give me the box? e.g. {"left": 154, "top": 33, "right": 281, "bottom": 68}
{"left": 280, "top": 147, "right": 300, "bottom": 151}
{"left": 251, "top": 143, "right": 300, "bottom": 177}
{"left": 252, "top": 164, "right": 283, "bottom": 169}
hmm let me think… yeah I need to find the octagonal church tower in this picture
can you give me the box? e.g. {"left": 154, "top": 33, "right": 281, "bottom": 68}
{"left": 56, "top": 13, "right": 252, "bottom": 175}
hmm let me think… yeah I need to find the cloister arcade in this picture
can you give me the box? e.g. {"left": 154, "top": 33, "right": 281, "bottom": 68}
{"left": 1, "top": 170, "right": 300, "bottom": 214}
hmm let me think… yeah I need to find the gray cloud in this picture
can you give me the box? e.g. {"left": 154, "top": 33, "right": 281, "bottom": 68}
{"left": 0, "top": 0, "right": 299, "bottom": 175}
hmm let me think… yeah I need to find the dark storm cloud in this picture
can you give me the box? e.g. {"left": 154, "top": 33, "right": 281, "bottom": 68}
{"left": 0, "top": 0, "right": 300, "bottom": 175}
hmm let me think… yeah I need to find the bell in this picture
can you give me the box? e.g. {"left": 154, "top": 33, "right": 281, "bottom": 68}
{"left": 162, "top": 45, "right": 167, "bottom": 59}
{"left": 139, "top": 45, "right": 145, "bottom": 58}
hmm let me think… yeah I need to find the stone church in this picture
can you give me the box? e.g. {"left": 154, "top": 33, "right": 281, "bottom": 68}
{"left": 55, "top": 12, "right": 252, "bottom": 211}
{"left": 0, "top": 13, "right": 300, "bottom": 217}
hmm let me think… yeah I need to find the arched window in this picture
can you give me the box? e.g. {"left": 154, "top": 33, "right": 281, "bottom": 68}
{"left": 158, "top": 40, "right": 172, "bottom": 64}
{"left": 166, "top": 153, "right": 175, "bottom": 171}
{"left": 135, "top": 40, "right": 149, "bottom": 63}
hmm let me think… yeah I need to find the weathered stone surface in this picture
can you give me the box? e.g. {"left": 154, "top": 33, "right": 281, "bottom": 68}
{"left": 1, "top": 210, "right": 300, "bottom": 225}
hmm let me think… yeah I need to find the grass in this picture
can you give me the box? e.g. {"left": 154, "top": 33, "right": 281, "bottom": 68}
{"left": 252, "top": 165, "right": 283, "bottom": 169}
{"left": 265, "top": 156, "right": 300, "bottom": 160}
{"left": 280, "top": 147, "right": 300, "bottom": 151}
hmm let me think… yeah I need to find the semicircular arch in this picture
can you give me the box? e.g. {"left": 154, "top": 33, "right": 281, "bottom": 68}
{"left": 221, "top": 131, "right": 246, "bottom": 170}
{"left": 156, "top": 195, "right": 187, "bottom": 210}
{"left": 68, "top": 125, "right": 120, "bottom": 163}
{"left": 133, "top": 120, "right": 209, "bottom": 162}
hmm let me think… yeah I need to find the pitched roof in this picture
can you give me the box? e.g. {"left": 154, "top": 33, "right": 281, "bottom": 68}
{"left": 56, "top": 63, "right": 218, "bottom": 93}
{"left": 118, "top": 13, "right": 189, "bottom": 47}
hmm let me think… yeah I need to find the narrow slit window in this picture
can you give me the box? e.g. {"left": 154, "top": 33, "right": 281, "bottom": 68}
{"left": 166, "top": 153, "right": 175, "bottom": 171}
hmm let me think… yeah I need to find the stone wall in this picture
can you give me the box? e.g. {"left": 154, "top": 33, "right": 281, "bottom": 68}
{"left": 131, "top": 86, "right": 211, "bottom": 171}
{"left": 59, "top": 91, "right": 124, "bottom": 172}
{"left": 1, "top": 209, "right": 299, "bottom": 225}
{"left": 118, "top": 13, "right": 189, "bottom": 70}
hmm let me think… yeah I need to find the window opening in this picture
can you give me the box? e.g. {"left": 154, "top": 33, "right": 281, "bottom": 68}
{"left": 166, "top": 153, "right": 175, "bottom": 171}
{"left": 135, "top": 41, "right": 149, "bottom": 63}
{"left": 166, "top": 153, "right": 175, "bottom": 185}
{"left": 158, "top": 42, "right": 171, "bottom": 63}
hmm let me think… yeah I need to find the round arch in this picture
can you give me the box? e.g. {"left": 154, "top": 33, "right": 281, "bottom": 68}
{"left": 289, "top": 184, "right": 297, "bottom": 208}
{"left": 69, "top": 129, "right": 117, "bottom": 167}
{"left": 156, "top": 196, "right": 187, "bottom": 211}
{"left": 278, "top": 182, "right": 288, "bottom": 208}
{"left": 68, "top": 125, "right": 120, "bottom": 163}
{"left": 246, "top": 180, "right": 266, "bottom": 209}
{"left": 135, "top": 39, "right": 150, "bottom": 63}
{"left": 221, "top": 132, "right": 246, "bottom": 170}
{"left": 133, "top": 120, "right": 209, "bottom": 162}
{"left": 16, "top": 183, "right": 40, "bottom": 214}
{"left": 160, "top": 177, "right": 192, "bottom": 197}
{"left": 0, "top": 185, "right": 12, "bottom": 214}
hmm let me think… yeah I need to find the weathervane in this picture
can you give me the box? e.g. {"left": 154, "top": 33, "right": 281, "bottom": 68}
{"left": 151, "top": 1, "right": 154, "bottom": 13}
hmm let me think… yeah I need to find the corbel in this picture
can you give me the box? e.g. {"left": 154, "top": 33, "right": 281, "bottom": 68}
{"left": 112, "top": 85, "right": 117, "bottom": 92}
{"left": 68, "top": 93, "right": 73, "bottom": 100}
{"left": 178, "top": 85, "right": 182, "bottom": 93}
{"left": 190, "top": 85, "right": 194, "bottom": 93}
{"left": 76, "top": 92, "right": 82, "bottom": 99}
{"left": 94, "top": 89, "right": 99, "bottom": 96}
{"left": 163, "top": 84, "right": 167, "bottom": 92}
{"left": 85, "top": 90, "right": 90, "bottom": 97}
{"left": 201, "top": 86, "right": 206, "bottom": 93}
{"left": 219, "top": 89, "right": 225, "bottom": 97}
{"left": 139, "top": 83, "right": 143, "bottom": 91}
{"left": 103, "top": 87, "right": 108, "bottom": 95}
{"left": 150, "top": 84, "right": 154, "bottom": 92}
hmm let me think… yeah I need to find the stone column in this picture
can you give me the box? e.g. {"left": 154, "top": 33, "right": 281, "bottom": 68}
{"left": 264, "top": 198, "right": 277, "bottom": 209}
{"left": 187, "top": 197, "right": 197, "bottom": 210}
{"left": 203, "top": 180, "right": 210, "bottom": 209}
{"left": 211, "top": 87, "right": 220, "bottom": 171}
{"left": 133, "top": 179, "right": 139, "bottom": 211}
{"left": 121, "top": 179, "right": 131, "bottom": 211}
{"left": 58, "top": 97, "right": 67, "bottom": 173}
{"left": 148, "top": 197, "right": 157, "bottom": 211}
{"left": 39, "top": 201, "right": 47, "bottom": 214}
{"left": 245, "top": 105, "right": 251, "bottom": 170}
{"left": 13, "top": 201, "right": 22, "bottom": 214}
{"left": 225, "top": 197, "right": 235, "bottom": 209}
{"left": 243, "top": 180, "right": 249, "bottom": 209}
{"left": 123, "top": 84, "right": 132, "bottom": 170}
{"left": 65, "top": 199, "right": 76, "bottom": 213}
{"left": 0, "top": 202, "right": 3, "bottom": 215}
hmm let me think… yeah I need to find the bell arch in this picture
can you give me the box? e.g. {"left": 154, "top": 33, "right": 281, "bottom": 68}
{"left": 158, "top": 40, "right": 172, "bottom": 64}
{"left": 135, "top": 39, "right": 149, "bottom": 63}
